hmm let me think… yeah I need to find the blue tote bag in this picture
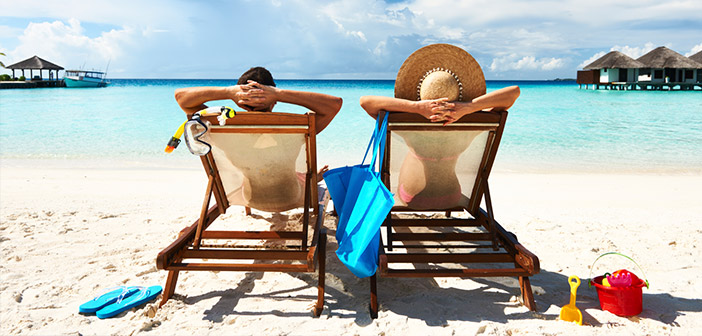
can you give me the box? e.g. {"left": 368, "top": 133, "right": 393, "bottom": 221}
{"left": 323, "top": 113, "right": 386, "bottom": 241}
{"left": 323, "top": 114, "right": 394, "bottom": 278}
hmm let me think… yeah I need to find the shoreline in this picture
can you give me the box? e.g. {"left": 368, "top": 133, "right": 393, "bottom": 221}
{"left": 2, "top": 157, "right": 701, "bottom": 175}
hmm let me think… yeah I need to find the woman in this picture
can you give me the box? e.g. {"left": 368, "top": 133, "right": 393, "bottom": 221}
{"left": 359, "top": 44, "right": 520, "bottom": 209}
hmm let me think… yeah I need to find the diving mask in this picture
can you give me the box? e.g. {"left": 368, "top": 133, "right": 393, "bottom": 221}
{"left": 165, "top": 106, "right": 234, "bottom": 155}
{"left": 183, "top": 113, "right": 212, "bottom": 156}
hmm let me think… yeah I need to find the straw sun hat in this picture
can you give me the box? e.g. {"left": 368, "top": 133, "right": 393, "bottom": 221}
{"left": 394, "top": 44, "right": 486, "bottom": 102}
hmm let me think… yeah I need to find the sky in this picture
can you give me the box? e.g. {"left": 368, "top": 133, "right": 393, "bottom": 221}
{"left": 1, "top": 0, "right": 701, "bottom": 80}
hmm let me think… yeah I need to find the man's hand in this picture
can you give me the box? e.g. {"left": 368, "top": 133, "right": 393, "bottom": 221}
{"left": 234, "top": 80, "right": 279, "bottom": 111}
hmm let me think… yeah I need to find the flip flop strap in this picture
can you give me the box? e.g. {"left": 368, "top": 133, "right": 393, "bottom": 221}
{"left": 115, "top": 286, "right": 144, "bottom": 304}
{"left": 91, "top": 286, "right": 126, "bottom": 302}
{"left": 123, "top": 286, "right": 149, "bottom": 303}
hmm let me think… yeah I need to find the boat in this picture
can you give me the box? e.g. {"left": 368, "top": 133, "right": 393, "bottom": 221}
{"left": 63, "top": 70, "right": 109, "bottom": 88}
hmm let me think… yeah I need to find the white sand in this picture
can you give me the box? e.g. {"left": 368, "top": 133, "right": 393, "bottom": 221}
{"left": 1, "top": 162, "right": 701, "bottom": 335}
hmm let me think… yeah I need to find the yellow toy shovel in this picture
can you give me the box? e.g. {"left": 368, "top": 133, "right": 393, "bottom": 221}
{"left": 559, "top": 275, "right": 583, "bottom": 325}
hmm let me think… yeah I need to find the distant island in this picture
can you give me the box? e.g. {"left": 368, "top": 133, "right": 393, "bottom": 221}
{"left": 553, "top": 78, "right": 575, "bottom": 81}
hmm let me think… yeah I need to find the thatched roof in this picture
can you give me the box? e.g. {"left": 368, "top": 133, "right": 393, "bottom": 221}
{"left": 689, "top": 50, "right": 702, "bottom": 64}
{"left": 583, "top": 51, "right": 646, "bottom": 70}
{"left": 637, "top": 46, "right": 702, "bottom": 69}
{"left": 6, "top": 55, "right": 64, "bottom": 70}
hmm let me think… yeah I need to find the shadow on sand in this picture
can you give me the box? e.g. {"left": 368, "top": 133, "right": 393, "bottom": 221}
{"left": 169, "top": 214, "right": 702, "bottom": 329}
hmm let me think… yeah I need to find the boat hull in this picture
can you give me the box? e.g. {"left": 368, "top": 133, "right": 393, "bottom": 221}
{"left": 64, "top": 77, "right": 108, "bottom": 88}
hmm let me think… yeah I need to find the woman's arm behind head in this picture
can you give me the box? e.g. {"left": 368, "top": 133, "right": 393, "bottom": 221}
{"left": 360, "top": 95, "right": 435, "bottom": 119}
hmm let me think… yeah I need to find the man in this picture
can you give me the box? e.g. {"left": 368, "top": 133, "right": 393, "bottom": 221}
{"left": 175, "top": 66, "right": 342, "bottom": 134}
{"left": 174, "top": 67, "right": 341, "bottom": 210}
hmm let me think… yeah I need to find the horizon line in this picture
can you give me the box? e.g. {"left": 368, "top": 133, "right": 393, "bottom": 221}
{"left": 104, "top": 77, "right": 576, "bottom": 81}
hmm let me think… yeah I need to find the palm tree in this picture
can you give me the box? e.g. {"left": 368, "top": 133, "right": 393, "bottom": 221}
{"left": 0, "top": 52, "right": 6, "bottom": 68}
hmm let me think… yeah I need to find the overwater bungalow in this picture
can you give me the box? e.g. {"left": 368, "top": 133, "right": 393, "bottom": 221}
{"left": 577, "top": 46, "right": 702, "bottom": 90}
{"left": 688, "top": 50, "right": 702, "bottom": 83}
{"left": 577, "top": 51, "right": 645, "bottom": 89}
{"left": 637, "top": 47, "right": 701, "bottom": 87}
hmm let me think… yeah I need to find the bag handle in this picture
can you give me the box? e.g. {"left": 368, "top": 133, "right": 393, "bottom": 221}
{"left": 369, "top": 113, "right": 389, "bottom": 172}
{"left": 587, "top": 252, "right": 650, "bottom": 288}
{"left": 360, "top": 117, "right": 378, "bottom": 165}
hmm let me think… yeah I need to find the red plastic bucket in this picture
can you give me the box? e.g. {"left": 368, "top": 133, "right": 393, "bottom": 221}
{"left": 588, "top": 252, "right": 649, "bottom": 317}
{"left": 590, "top": 274, "right": 646, "bottom": 316}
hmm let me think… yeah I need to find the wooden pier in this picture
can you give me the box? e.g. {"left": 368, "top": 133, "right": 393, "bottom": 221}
{"left": 578, "top": 82, "right": 702, "bottom": 91}
{"left": 0, "top": 80, "right": 66, "bottom": 89}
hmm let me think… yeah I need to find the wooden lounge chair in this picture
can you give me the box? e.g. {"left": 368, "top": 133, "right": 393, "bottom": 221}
{"left": 368, "top": 110, "right": 539, "bottom": 318}
{"left": 156, "top": 111, "right": 328, "bottom": 316}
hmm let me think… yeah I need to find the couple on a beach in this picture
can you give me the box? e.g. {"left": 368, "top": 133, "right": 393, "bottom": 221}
{"left": 174, "top": 44, "right": 520, "bottom": 210}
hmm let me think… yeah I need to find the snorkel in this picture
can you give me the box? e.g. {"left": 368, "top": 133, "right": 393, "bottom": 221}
{"left": 164, "top": 123, "right": 185, "bottom": 153}
{"left": 164, "top": 106, "right": 236, "bottom": 153}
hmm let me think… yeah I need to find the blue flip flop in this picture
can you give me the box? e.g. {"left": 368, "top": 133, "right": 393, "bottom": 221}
{"left": 96, "top": 285, "right": 162, "bottom": 319}
{"left": 79, "top": 286, "right": 140, "bottom": 314}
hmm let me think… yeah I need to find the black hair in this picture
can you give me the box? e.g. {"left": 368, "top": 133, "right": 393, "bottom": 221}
{"left": 237, "top": 66, "right": 276, "bottom": 87}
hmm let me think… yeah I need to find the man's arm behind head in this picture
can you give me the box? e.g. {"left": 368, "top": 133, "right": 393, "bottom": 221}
{"left": 174, "top": 86, "right": 240, "bottom": 115}
{"left": 274, "top": 89, "right": 342, "bottom": 134}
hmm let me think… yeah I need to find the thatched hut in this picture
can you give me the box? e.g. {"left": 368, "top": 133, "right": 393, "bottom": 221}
{"left": 636, "top": 46, "right": 702, "bottom": 83}
{"left": 580, "top": 51, "right": 646, "bottom": 84}
{"left": 5, "top": 55, "right": 64, "bottom": 80}
{"left": 690, "top": 50, "right": 702, "bottom": 64}
{"left": 689, "top": 51, "right": 702, "bottom": 83}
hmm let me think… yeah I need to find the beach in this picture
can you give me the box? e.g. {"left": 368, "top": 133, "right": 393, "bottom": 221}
{"left": 4, "top": 0, "right": 702, "bottom": 332}
{"left": 2, "top": 79, "right": 702, "bottom": 335}
{"left": 1, "top": 161, "right": 701, "bottom": 335}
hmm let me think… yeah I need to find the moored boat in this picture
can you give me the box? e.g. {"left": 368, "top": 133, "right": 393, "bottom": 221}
{"left": 64, "top": 70, "right": 109, "bottom": 88}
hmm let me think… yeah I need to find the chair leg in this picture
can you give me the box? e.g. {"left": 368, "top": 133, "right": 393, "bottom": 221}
{"left": 245, "top": 207, "right": 252, "bottom": 216}
{"left": 314, "top": 233, "right": 326, "bottom": 317}
{"left": 160, "top": 270, "right": 179, "bottom": 307}
{"left": 519, "top": 276, "right": 537, "bottom": 311}
{"left": 369, "top": 273, "right": 378, "bottom": 319}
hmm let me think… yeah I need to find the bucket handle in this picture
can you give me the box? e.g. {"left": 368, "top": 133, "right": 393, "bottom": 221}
{"left": 587, "top": 252, "right": 649, "bottom": 289}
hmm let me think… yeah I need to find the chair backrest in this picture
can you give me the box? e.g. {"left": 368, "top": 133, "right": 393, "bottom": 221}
{"left": 195, "top": 111, "right": 318, "bottom": 213}
{"left": 381, "top": 110, "right": 507, "bottom": 215}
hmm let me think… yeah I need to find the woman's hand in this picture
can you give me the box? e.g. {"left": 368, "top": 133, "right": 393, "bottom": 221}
{"left": 417, "top": 98, "right": 458, "bottom": 124}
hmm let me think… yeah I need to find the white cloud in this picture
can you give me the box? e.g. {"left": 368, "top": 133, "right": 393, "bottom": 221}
{"left": 578, "top": 51, "right": 606, "bottom": 69}
{"left": 579, "top": 42, "right": 671, "bottom": 68}
{"left": 9, "top": 19, "right": 136, "bottom": 71}
{"left": 541, "top": 58, "right": 565, "bottom": 70}
{"left": 330, "top": 18, "right": 368, "bottom": 42}
{"left": 686, "top": 43, "right": 702, "bottom": 56}
{"left": 0, "top": 25, "right": 24, "bottom": 40}
{"left": 3, "top": 0, "right": 702, "bottom": 79}
{"left": 490, "top": 54, "right": 565, "bottom": 71}
{"left": 0, "top": 0, "right": 192, "bottom": 30}
{"left": 611, "top": 43, "right": 658, "bottom": 59}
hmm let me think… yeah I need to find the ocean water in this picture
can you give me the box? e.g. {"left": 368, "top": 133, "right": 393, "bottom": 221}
{"left": 1, "top": 79, "right": 700, "bottom": 173}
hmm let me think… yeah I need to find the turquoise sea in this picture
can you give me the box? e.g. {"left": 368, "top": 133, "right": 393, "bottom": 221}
{"left": 1, "top": 79, "right": 701, "bottom": 173}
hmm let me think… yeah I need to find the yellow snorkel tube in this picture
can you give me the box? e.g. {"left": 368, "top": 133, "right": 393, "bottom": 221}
{"left": 164, "top": 122, "right": 186, "bottom": 153}
{"left": 164, "top": 106, "right": 236, "bottom": 153}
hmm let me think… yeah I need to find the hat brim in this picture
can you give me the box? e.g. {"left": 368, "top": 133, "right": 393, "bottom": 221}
{"left": 395, "top": 44, "right": 485, "bottom": 102}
